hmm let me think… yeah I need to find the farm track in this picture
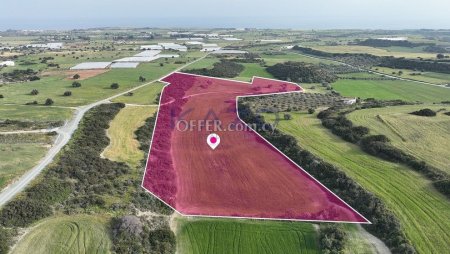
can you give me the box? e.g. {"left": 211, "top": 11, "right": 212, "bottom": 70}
{"left": 0, "top": 54, "right": 209, "bottom": 207}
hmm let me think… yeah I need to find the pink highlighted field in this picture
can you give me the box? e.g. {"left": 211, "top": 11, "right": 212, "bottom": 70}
{"left": 142, "top": 72, "right": 368, "bottom": 223}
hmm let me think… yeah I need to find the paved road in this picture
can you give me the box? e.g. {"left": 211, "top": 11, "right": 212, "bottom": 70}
{"left": 0, "top": 55, "right": 207, "bottom": 207}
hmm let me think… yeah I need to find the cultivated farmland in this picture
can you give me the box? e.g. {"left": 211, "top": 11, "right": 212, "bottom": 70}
{"left": 11, "top": 215, "right": 111, "bottom": 254}
{"left": 332, "top": 79, "right": 450, "bottom": 102}
{"left": 176, "top": 218, "right": 319, "bottom": 254}
{"left": 348, "top": 104, "right": 450, "bottom": 174}
{"left": 264, "top": 112, "right": 450, "bottom": 253}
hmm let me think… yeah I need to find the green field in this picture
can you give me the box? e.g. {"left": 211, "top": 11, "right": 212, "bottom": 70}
{"left": 312, "top": 45, "right": 438, "bottom": 59}
{"left": 264, "top": 112, "right": 450, "bottom": 253}
{"left": 0, "top": 143, "right": 49, "bottom": 189}
{"left": 0, "top": 104, "right": 73, "bottom": 121}
{"left": 176, "top": 218, "right": 319, "bottom": 254}
{"left": 103, "top": 105, "right": 156, "bottom": 168}
{"left": 348, "top": 104, "right": 450, "bottom": 174}
{"left": 11, "top": 215, "right": 112, "bottom": 254}
{"left": 112, "top": 82, "right": 165, "bottom": 105}
{"left": 0, "top": 61, "right": 181, "bottom": 106}
{"left": 372, "top": 66, "right": 450, "bottom": 85}
{"left": 332, "top": 79, "right": 450, "bottom": 102}
{"left": 233, "top": 63, "right": 274, "bottom": 82}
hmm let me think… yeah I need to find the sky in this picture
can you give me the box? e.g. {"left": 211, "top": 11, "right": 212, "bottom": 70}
{"left": 1, "top": 0, "right": 450, "bottom": 30}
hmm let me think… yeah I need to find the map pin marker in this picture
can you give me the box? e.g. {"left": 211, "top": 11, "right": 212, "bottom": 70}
{"left": 207, "top": 133, "right": 220, "bottom": 150}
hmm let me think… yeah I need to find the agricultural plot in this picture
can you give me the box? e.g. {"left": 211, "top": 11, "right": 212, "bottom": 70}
{"left": 242, "top": 92, "right": 344, "bottom": 112}
{"left": 265, "top": 112, "right": 450, "bottom": 253}
{"left": 11, "top": 215, "right": 111, "bottom": 254}
{"left": 0, "top": 62, "right": 181, "bottom": 106}
{"left": 372, "top": 66, "right": 450, "bottom": 85}
{"left": 312, "top": 45, "right": 437, "bottom": 59}
{"left": 143, "top": 72, "right": 367, "bottom": 222}
{"left": 176, "top": 218, "right": 319, "bottom": 254}
{"left": 103, "top": 105, "right": 157, "bottom": 168}
{"left": 332, "top": 79, "right": 450, "bottom": 102}
{"left": 348, "top": 104, "right": 450, "bottom": 174}
{"left": 0, "top": 104, "right": 73, "bottom": 122}
{"left": 0, "top": 133, "right": 54, "bottom": 189}
{"left": 112, "top": 82, "right": 165, "bottom": 105}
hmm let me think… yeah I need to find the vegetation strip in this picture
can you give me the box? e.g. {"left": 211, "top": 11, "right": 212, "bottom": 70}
{"left": 238, "top": 102, "right": 414, "bottom": 253}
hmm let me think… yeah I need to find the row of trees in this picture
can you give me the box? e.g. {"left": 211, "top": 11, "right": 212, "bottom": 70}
{"left": 266, "top": 61, "right": 338, "bottom": 83}
{"left": 317, "top": 104, "right": 449, "bottom": 198}
{"left": 238, "top": 102, "right": 415, "bottom": 253}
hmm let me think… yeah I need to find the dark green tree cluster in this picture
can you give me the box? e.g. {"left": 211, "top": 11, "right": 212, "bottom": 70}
{"left": 266, "top": 61, "right": 337, "bottom": 83}
{"left": 185, "top": 60, "right": 244, "bottom": 78}
{"left": 320, "top": 224, "right": 347, "bottom": 254}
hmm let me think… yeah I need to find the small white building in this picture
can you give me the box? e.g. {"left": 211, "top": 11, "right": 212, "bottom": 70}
{"left": 70, "top": 62, "right": 111, "bottom": 70}
{"left": 0, "top": 60, "right": 15, "bottom": 67}
{"left": 201, "top": 43, "right": 221, "bottom": 52}
{"left": 342, "top": 98, "right": 357, "bottom": 105}
{"left": 28, "top": 42, "right": 63, "bottom": 49}
{"left": 222, "top": 38, "right": 242, "bottom": 41}
{"left": 134, "top": 50, "right": 161, "bottom": 57}
{"left": 158, "top": 43, "right": 187, "bottom": 52}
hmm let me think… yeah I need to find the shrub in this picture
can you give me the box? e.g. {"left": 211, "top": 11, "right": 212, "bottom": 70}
{"left": 73, "top": 74, "right": 80, "bottom": 79}
{"left": 284, "top": 113, "right": 292, "bottom": 120}
{"left": 0, "top": 94, "right": 3, "bottom": 99}
{"left": 45, "top": 98, "right": 54, "bottom": 105}
{"left": 25, "top": 101, "right": 38, "bottom": 105}
{"left": 139, "top": 76, "right": 146, "bottom": 82}
{"left": 72, "top": 81, "right": 81, "bottom": 88}
{"left": 410, "top": 108, "right": 436, "bottom": 117}
{"left": 30, "top": 89, "right": 39, "bottom": 95}
{"left": 0, "top": 199, "right": 52, "bottom": 227}
{"left": 63, "top": 91, "right": 72, "bottom": 96}
{"left": 308, "top": 108, "right": 316, "bottom": 114}
{"left": 320, "top": 224, "right": 347, "bottom": 253}
{"left": 111, "top": 83, "right": 119, "bottom": 89}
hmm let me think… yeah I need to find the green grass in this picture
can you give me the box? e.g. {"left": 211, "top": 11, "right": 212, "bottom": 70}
{"left": 332, "top": 79, "right": 450, "bottom": 102}
{"left": 343, "top": 225, "right": 377, "bottom": 253}
{"left": 348, "top": 104, "right": 450, "bottom": 174}
{"left": 264, "top": 112, "right": 450, "bottom": 253}
{"left": 312, "top": 45, "right": 437, "bottom": 59}
{"left": 112, "top": 82, "right": 165, "bottom": 105}
{"left": 233, "top": 63, "right": 274, "bottom": 82}
{"left": 0, "top": 61, "right": 181, "bottom": 107}
{"left": 11, "top": 215, "right": 112, "bottom": 254}
{"left": 176, "top": 218, "right": 319, "bottom": 254}
{"left": 0, "top": 104, "right": 73, "bottom": 121}
{"left": 103, "top": 105, "right": 157, "bottom": 168}
{"left": 372, "top": 66, "right": 450, "bottom": 85}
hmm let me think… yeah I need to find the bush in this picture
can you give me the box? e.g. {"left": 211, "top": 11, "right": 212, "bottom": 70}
{"left": 266, "top": 61, "right": 337, "bottom": 83}
{"left": 139, "top": 76, "right": 146, "bottom": 82}
{"left": 45, "top": 98, "right": 54, "bottom": 105}
{"left": 111, "top": 83, "right": 119, "bottom": 89}
{"left": 0, "top": 199, "right": 52, "bottom": 227}
{"left": 0, "top": 95, "right": 3, "bottom": 99}
{"left": 320, "top": 224, "right": 347, "bottom": 254}
{"left": 284, "top": 113, "right": 292, "bottom": 120}
{"left": 308, "top": 108, "right": 316, "bottom": 114}
{"left": 25, "top": 101, "right": 38, "bottom": 105}
{"left": 72, "top": 81, "right": 81, "bottom": 88}
{"left": 0, "top": 227, "right": 13, "bottom": 254}
{"left": 63, "top": 91, "right": 72, "bottom": 96}
{"left": 410, "top": 108, "right": 436, "bottom": 117}
{"left": 73, "top": 74, "right": 80, "bottom": 79}
{"left": 30, "top": 89, "right": 39, "bottom": 95}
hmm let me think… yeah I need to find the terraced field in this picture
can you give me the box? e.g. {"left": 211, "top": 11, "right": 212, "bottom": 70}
{"left": 11, "top": 215, "right": 111, "bottom": 254}
{"left": 176, "top": 218, "right": 319, "bottom": 254}
{"left": 348, "top": 104, "right": 450, "bottom": 174}
{"left": 332, "top": 79, "right": 450, "bottom": 102}
{"left": 103, "top": 105, "right": 157, "bottom": 168}
{"left": 264, "top": 112, "right": 450, "bottom": 253}
{"left": 312, "top": 45, "right": 437, "bottom": 59}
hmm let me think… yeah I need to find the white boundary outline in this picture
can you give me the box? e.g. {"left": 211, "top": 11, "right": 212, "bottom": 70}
{"left": 140, "top": 71, "right": 371, "bottom": 224}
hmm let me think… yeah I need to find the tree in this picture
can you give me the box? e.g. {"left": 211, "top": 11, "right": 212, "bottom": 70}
{"left": 139, "top": 76, "right": 146, "bottom": 82}
{"left": 0, "top": 94, "right": 3, "bottom": 99}
{"left": 159, "top": 63, "right": 164, "bottom": 67}
{"left": 284, "top": 113, "right": 292, "bottom": 120}
{"left": 73, "top": 74, "right": 80, "bottom": 79}
{"left": 63, "top": 91, "right": 72, "bottom": 96}
{"left": 72, "top": 81, "right": 81, "bottom": 88}
{"left": 437, "top": 53, "right": 445, "bottom": 59}
{"left": 30, "top": 89, "right": 39, "bottom": 95}
{"left": 308, "top": 108, "right": 316, "bottom": 114}
{"left": 111, "top": 83, "right": 119, "bottom": 89}
{"left": 45, "top": 98, "right": 54, "bottom": 105}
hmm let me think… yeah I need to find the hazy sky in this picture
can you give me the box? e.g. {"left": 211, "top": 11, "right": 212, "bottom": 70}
{"left": 1, "top": 0, "right": 450, "bottom": 30}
